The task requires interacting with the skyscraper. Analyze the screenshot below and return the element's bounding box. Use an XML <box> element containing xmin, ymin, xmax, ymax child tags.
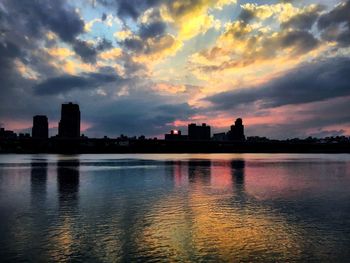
<box><xmin>58</xmin><ymin>103</ymin><xmax>80</xmax><ymax>138</ymax></box>
<box><xmin>188</xmin><ymin>123</ymin><xmax>211</xmax><ymax>140</ymax></box>
<box><xmin>228</xmin><ymin>118</ymin><xmax>245</xmax><ymax>141</ymax></box>
<box><xmin>32</xmin><ymin>115</ymin><xmax>48</xmax><ymax>139</ymax></box>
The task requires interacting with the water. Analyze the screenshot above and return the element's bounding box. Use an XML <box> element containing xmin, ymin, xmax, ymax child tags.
<box><xmin>0</xmin><ymin>154</ymin><xmax>350</xmax><ymax>262</ymax></box>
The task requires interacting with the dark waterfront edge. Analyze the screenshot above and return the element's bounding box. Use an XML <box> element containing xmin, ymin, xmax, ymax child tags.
<box><xmin>0</xmin><ymin>138</ymin><xmax>349</xmax><ymax>154</ymax></box>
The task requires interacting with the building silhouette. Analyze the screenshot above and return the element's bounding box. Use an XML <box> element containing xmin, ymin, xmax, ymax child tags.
<box><xmin>165</xmin><ymin>130</ymin><xmax>188</xmax><ymax>141</ymax></box>
<box><xmin>212</xmin><ymin>132</ymin><xmax>227</xmax><ymax>141</ymax></box>
<box><xmin>188</xmin><ymin>123</ymin><xmax>211</xmax><ymax>141</ymax></box>
<box><xmin>58</xmin><ymin>103</ymin><xmax>80</xmax><ymax>138</ymax></box>
<box><xmin>0</xmin><ymin>127</ymin><xmax>17</xmax><ymax>139</ymax></box>
<box><xmin>228</xmin><ymin>118</ymin><xmax>245</xmax><ymax>141</ymax></box>
<box><xmin>32</xmin><ymin>115</ymin><xmax>48</xmax><ymax>139</ymax></box>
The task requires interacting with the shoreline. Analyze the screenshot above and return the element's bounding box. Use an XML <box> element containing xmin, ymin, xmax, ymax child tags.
<box><xmin>1</xmin><ymin>140</ymin><xmax>349</xmax><ymax>154</ymax></box>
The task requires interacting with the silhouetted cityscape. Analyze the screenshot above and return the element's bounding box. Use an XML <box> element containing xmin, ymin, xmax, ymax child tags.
<box><xmin>58</xmin><ymin>103</ymin><xmax>81</xmax><ymax>138</ymax></box>
<box><xmin>0</xmin><ymin>102</ymin><xmax>349</xmax><ymax>153</ymax></box>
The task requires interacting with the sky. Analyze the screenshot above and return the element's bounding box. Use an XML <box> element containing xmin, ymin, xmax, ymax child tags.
<box><xmin>0</xmin><ymin>0</ymin><xmax>349</xmax><ymax>139</ymax></box>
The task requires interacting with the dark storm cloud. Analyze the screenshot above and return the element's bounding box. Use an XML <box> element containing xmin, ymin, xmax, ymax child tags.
<box><xmin>98</xmin><ymin>0</ymin><xmax>222</xmax><ymax>22</ymax></box>
<box><xmin>120</xmin><ymin>38</ymin><xmax>145</xmax><ymax>52</ymax></box>
<box><xmin>103</xmin><ymin>0</ymin><xmax>216</xmax><ymax>21</ymax></box>
<box><xmin>318</xmin><ymin>0</ymin><xmax>350</xmax><ymax>46</ymax></box>
<box><xmin>97</xmin><ymin>0</ymin><xmax>161</xmax><ymax>20</ymax></box>
<box><xmin>119</xmin><ymin>20</ymin><xmax>171</xmax><ymax>55</ymax></box>
<box><xmin>33</xmin><ymin>72</ymin><xmax>122</xmax><ymax>95</ymax></box>
<box><xmin>118</xmin><ymin>7</ymin><xmax>168</xmax><ymax>53</ymax></box>
<box><xmin>73</xmin><ymin>40</ymin><xmax>98</xmax><ymax>63</ymax></box>
<box><xmin>278</xmin><ymin>30</ymin><xmax>319</xmax><ymax>54</ymax></box>
<box><xmin>0</xmin><ymin>41</ymin><xmax>22</xmax><ymax>80</ymax></box>
<box><xmin>0</xmin><ymin>0</ymin><xmax>86</xmax><ymax>105</ymax></box>
<box><xmin>206</xmin><ymin>57</ymin><xmax>350</xmax><ymax>110</ymax></box>
<box><xmin>246</xmin><ymin>96</ymin><xmax>350</xmax><ymax>139</ymax></box>
<box><xmin>0</xmin><ymin>41</ymin><xmax>21</xmax><ymax>60</ymax></box>
<box><xmin>139</xmin><ymin>21</ymin><xmax>166</xmax><ymax>39</ymax></box>
<box><xmin>238</xmin><ymin>8</ymin><xmax>255</xmax><ymax>23</ymax></box>
<box><xmin>73</xmin><ymin>38</ymin><xmax>112</xmax><ymax>63</ymax></box>
<box><xmin>156</xmin><ymin>103</ymin><xmax>195</xmax><ymax>120</ymax></box>
<box><xmin>0</xmin><ymin>41</ymin><xmax>31</xmax><ymax>105</ymax></box>
<box><xmin>281</xmin><ymin>5</ymin><xmax>324</xmax><ymax>30</ymax></box>
<box><xmin>1</xmin><ymin>0</ymin><xmax>84</xmax><ymax>43</ymax></box>
<box><xmin>318</xmin><ymin>1</ymin><xmax>350</xmax><ymax>28</ymax></box>
<box><xmin>86</xmin><ymin>99</ymin><xmax>196</xmax><ymax>136</ymax></box>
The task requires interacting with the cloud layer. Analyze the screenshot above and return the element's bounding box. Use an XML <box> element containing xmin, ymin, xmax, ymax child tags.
<box><xmin>0</xmin><ymin>0</ymin><xmax>350</xmax><ymax>138</ymax></box>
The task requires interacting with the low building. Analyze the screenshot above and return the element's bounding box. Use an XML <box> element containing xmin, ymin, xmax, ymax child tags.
<box><xmin>213</xmin><ymin>132</ymin><xmax>227</xmax><ymax>141</ymax></box>
<box><xmin>165</xmin><ymin>130</ymin><xmax>188</xmax><ymax>141</ymax></box>
<box><xmin>0</xmin><ymin>128</ymin><xmax>17</xmax><ymax>139</ymax></box>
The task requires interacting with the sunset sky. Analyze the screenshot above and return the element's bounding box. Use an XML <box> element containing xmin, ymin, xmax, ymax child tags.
<box><xmin>0</xmin><ymin>0</ymin><xmax>349</xmax><ymax>138</ymax></box>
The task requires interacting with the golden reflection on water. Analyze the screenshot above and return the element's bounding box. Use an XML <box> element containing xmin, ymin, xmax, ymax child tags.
<box><xmin>4</xmin><ymin>155</ymin><xmax>348</xmax><ymax>261</ymax></box>
<box><xmin>138</xmin><ymin>160</ymin><xmax>303</xmax><ymax>262</ymax></box>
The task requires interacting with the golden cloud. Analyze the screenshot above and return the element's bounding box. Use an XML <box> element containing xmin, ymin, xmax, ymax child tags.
<box><xmin>132</xmin><ymin>34</ymin><xmax>183</xmax><ymax>65</ymax></box>
<box><xmin>153</xmin><ymin>83</ymin><xmax>187</xmax><ymax>94</ymax></box>
<box><xmin>47</xmin><ymin>47</ymin><xmax>75</xmax><ymax>58</ymax></box>
<box><xmin>163</xmin><ymin>0</ymin><xmax>236</xmax><ymax>41</ymax></box>
<box><xmin>98</xmin><ymin>48</ymin><xmax>122</xmax><ymax>60</ymax></box>
<box><xmin>114</xmin><ymin>30</ymin><xmax>133</xmax><ymax>41</ymax></box>
<box><xmin>14</xmin><ymin>59</ymin><xmax>40</xmax><ymax>80</ymax></box>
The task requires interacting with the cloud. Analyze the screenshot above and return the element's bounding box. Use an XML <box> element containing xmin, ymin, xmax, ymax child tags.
<box><xmin>86</xmin><ymin>99</ymin><xmax>196</xmax><ymax>136</ymax></box>
<box><xmin>206</xmin><ymin>56</ymin><xmax>350</xmax><ymax>110</ymax></box>
<box><xmin>281</xmin><ymin>4</ymin><xmax>325</xmax><ymax>30</ymax></box>
<box><xmin>119</xmin><ymin>32</ymin><xmax>182</xmax><ymax>64</ymax></box>
<box><xmin>190</xmin><ymin>22</ymin><xmax>319</xmax><ymax>74</ymax></box>
<box><xmin>318</xmin><ymin>0</ymin><xmax>350</xmax><ymax>47</ymax></box>
<box><xmin>278</xmin><ymin>30</ymin><xmax>319</xmax><ymax>54</ymax></box>
<box><xmin>73</xmin><ymin>38</ymin><xmax>113</xmax><ymax>63</ymax></box>
<box><xmin>139</xmin><ymin>21</ymin><xmax>167</xmax><ymax>39</ymax></box>
<box><xmin>0</xmin><ymin>0</ymin><xmax>87</xmax><ymax>112</ymax></box>
<box><xmin>117</xmin><ymin>9</ymin><xmax>179</xmax><ymax>61</ymax></box>
<box><xmin>238</xmin><ymin>3</ymin><xmax>299</xmax><ymax>23</ymax></box>
<box><xmin>1</xmin><ymin>0</ymin><xmax>350</xmax><ymax>139</ymax></box>
<box><xmin>244</xmin><ymin>96</ymin><xmax>350</xmax><ymax>139</ymax></box>
<box><xmin>1</xmin><ymin>0</ymin><xmax>84</xmax><ymax>44</ymax></box>
<box><xmin>33</xmin><ymin>71</ymin><xmax>123</xmax><ymax>95</ymax></box>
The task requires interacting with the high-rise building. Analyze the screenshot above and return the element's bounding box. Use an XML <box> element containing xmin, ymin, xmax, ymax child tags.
<box><xmin>188</xmin><ymin>123</ymin><xmax>211</xmax><ymax>140</ymax></box>
<box><xmin>58</xmin><ymin>102</ymin><xmax>80</xmax><ymax>138</ymax></box>
<box><xmin>228</xmin><ymin>118</ymin><xmax>245</xmax><ymax>141</ymax></box>
<box><xmin>32</xmin><ymin>115</ymin><xmax>49</xmax><ymax>139</ymax></box>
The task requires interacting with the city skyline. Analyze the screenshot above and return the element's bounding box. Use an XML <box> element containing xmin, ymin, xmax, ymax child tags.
<box><xmin>1</xmin><ymin>0</ymin><xmax>350</xmax><ymax>139</ymax></box>
<box><xmin>3</xmin><ymin>102</ymin><xmax>247</xmax><ymax>141</ymax></box>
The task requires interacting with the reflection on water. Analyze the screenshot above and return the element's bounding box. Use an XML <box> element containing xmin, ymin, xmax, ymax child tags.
<box><xmin>0</xmin><ymin>154</ymin><xmax>350</xmax><ymax>262</ymax></box>
<box><xmin>139</xmin><ymin>160</ymin><xmax>301</xmax><ymax>262</ymax></box>
<box><xmin>57</xmin><ymin>159</ymin><xmax>80</xmax><ymax>209</ymax></box>
<box><xmin>31</xmin><ymin>160</ymin><xmax>47</xmax><ymax>206</ymax></box>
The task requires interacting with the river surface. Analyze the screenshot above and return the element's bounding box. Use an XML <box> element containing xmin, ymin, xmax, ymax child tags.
<box><xmin>0</xmin><ymin>154</ymin><xmax>350</xmax><ymax>262</ymax></box>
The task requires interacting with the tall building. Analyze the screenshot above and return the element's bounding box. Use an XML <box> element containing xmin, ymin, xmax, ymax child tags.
<box><xmin>58</xmin><ymin>102</ymin><xmax>80</xmax><ymax>138</ymax></box>
<box><xmin>228</xmin><ymin>118</ymin><xmax>245</xmax><ymax>141</ymax></box>
<box><xmin>188</xmin><ymin>123</ymin><xmax>211</xmax><ymax>140</ymax></box>
<box><xmin>32</xmin><ymin>115</ymin><xmax>48</xmax><ymax>139</ymax></box>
